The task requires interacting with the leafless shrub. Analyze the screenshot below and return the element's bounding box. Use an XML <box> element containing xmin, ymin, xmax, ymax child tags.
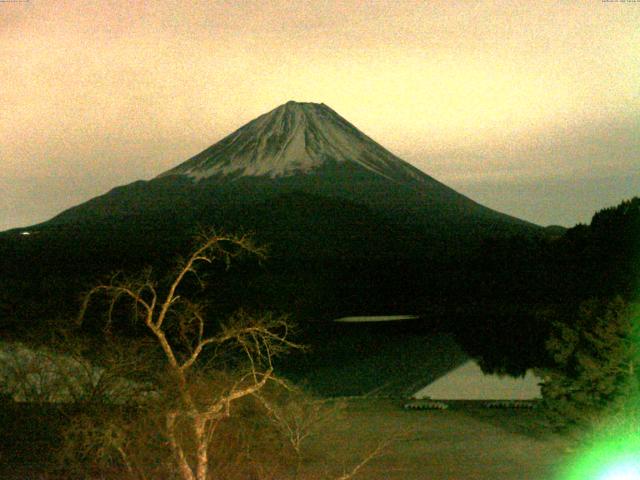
<box><xmin>51</xmin><ymin>231</ymin><xmax>392</xmax><ymax>480</ymax></box>
<box><xmin>72</xmin><ymin>232</ymin><xmax>303</xmax><ymax>480</ymax></box>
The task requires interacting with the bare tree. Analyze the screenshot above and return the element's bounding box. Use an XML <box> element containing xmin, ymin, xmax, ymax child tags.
<box><xmin>78</xmin><ymin>232</ymin><xmax>301</xmax><ymax>480</ymax></box>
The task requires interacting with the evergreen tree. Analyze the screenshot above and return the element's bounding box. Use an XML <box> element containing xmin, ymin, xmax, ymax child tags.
<box><xmin>539</xmin><ymin>297</ymin><xmax>640</xmax><ymax>429</ymax></box>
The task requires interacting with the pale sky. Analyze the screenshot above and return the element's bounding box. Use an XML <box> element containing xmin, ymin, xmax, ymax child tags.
<box><xmin>1</xmin><ymin>0</ymin><xmax>638</xmax><ymax>230</ymax></box>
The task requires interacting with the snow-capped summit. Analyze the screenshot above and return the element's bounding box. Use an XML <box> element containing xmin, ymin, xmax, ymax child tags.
<box><xmin>159</xmin><ymin>101</ymin><xmax>427</xmax><ymax>185</ymax></box>
<box><xmin>24</xmin><ymin>100</ymin><xmax>537</xmax><ymax>251</ymax></box>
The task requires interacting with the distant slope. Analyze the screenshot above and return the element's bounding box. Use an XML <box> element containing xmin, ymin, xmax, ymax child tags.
<box><xmin>39</xmin><ymin>102</ymin><xmax>536</xmax><ymax>235</ymax></box>
<box><xmin>159</xmin><ymin>101</ymin><xmax>442</xmax><ymax>185</ymax></box>
<box><xmin>0</xmin><ymin>101</ymin><xmax>544</xmax><ymax>319</ymax></box>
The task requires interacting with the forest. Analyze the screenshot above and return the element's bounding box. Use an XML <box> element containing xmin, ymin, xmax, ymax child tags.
<box><xmin>0</xmin><ymin>196</ymin><xmax>638</xmax><ymax>478</ymax></box>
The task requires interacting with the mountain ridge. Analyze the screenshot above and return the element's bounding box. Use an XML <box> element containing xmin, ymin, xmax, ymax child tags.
<box><xmin>0</xmin><ymin>100</ymin><xmax>549</xmax><ymax>321</ymax></box>
<box><xmin>4</xmin><ymin>101</ymin><xmax>540</xmax><ymax>239</ymax></box>
<box><xmin>158</xmin><ymin>101</ymin><xmax>445</xmax><ymax>188</ymax></box>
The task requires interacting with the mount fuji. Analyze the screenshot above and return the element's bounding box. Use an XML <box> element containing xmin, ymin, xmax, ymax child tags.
<box><xmin>38</xmin><ymin>101</ymin><xmax>536</xmax><ymax>235</ymax></box>
<box><xmin>2</xmin><ymin>101</ymin><xmax>542</xmax><ymax>315</ymax></box>
<box><xmin>160</xmin><ymin>101</ymin><xmax>440</xmax><ymax>184</ymax></box>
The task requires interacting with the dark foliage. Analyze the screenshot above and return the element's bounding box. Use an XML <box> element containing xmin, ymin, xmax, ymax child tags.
<box><xmin>1</xmin><ymin>196</ymin><xmax>638</xmax><ymax>379</ymax></box>
<box><xmin>538</xmin><ymin>297</ymin><xmax>640</xmax><ymax>429</ymax></box>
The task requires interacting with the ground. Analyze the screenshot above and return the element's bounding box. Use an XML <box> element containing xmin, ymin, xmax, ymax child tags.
<box><xmin>0</xmin><ymin>398</ymin><xmax>573</xmax><ymax>479</ymax></box>
<box><xmin>301</xmin><ymin>398</ymin><xmax>571</xmax><ymax>480</ymax></box>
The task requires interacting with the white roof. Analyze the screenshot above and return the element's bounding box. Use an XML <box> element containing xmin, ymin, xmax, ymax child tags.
<box><xmin>412</xmin><ymin>360</ymin><xmax>542</xmax><ymax>400</ymax></box>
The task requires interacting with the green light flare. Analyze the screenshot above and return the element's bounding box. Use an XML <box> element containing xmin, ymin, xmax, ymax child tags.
<box><xmin>597</xmin><ymin>460</ymin><xmax>640</xmax><ymax>480</ymax></box>
<box><xmin>557</xmin><ymin>409</ymin><xmax>640</xmax><ymax>480</ymax></box>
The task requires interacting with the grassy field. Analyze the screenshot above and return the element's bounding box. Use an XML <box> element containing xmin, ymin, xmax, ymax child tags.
<box><xmin>300</xmin><ymin>398</ymin><xmax>572</xmax><ymax>480</ymax></box>
<box><xmin>0</xmin><ymin>398</ymin><xmax>573</xmax><ymax>479</ymax></box>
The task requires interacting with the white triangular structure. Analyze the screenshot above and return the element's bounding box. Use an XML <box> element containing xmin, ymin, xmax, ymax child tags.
<box><xmin>412</xmin><ymin>360</ymin><xmax>542</xmax><ymax>400</ymax></box>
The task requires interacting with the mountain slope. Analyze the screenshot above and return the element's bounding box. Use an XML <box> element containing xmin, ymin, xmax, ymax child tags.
<box><xmin>0</xmin><ymin>101</ymin><xmax>544</xmax><ymax>316</ymax></box>
<box><xmin>159</xmin><ymin>101</ymin><xmax>432</xmax><ymax>184</ymax></box>
<box><xmin>42</xmin><ymin>101</ymin><xmax>535</xmax><ymax>237</ymax></box>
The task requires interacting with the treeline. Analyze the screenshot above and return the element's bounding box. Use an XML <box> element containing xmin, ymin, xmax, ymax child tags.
<box><xmin>1</xmin><ymin>196</ymin><xmax>638</xmax><ymax>373</ymax></box>
<box><xmin>455</xmin><ymin>196</ymin><xmax>640</xmax><ymax>377</ymax></box>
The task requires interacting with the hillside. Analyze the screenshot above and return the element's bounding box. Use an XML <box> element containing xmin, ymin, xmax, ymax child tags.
<box><xmin>0</xmin><ymin>101</ymin><xmax>544</xmax><ymax>321</ymax></box>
